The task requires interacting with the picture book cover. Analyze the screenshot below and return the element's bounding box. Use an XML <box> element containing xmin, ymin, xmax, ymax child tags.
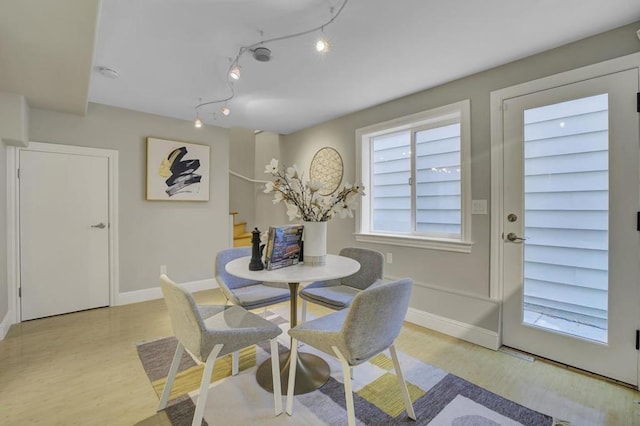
<box><xmin>264</xmin><ymin>225</ymin><xmax>304</xmax><ymax>270</ymax></box>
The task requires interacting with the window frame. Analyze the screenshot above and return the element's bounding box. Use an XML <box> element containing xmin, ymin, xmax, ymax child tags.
<box><xmin>355</xmin><ymin>99</ymin><xmax>473</xmax><ymax>253</ymax></box>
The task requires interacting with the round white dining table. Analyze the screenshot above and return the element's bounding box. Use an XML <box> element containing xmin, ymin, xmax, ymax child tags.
<box><xmin>225</xmin><ymin>254</ymin><xmax>360</xmax><ymax>394</ymax></box>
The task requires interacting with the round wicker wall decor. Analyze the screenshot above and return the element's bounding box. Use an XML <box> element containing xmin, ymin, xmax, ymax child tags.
<box><xmin>309</xmin><ymin>147</ymin><xmax>343</xmax><ymax>196</ymax></box>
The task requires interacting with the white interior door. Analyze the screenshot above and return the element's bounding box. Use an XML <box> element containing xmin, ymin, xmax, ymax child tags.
<box><xmin>502</xmin><ymin>68</ymin><xmax>640</xmax><ymax>386</ymax></box>
<box><xmin>19</xmin><ymin>147</ymin><xmax>110</xmax><ymax>320</ymax></box>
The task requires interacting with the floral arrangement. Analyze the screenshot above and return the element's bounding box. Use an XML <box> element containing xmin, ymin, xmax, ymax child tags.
<box><xmin>263</xmin><ymin>158</ymin><xmax>365</xmax><ymax>222</ymax></box>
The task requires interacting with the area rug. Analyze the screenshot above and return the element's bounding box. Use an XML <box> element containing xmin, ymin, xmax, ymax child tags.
<box><xmin>135</xmin><ymin>313</ymin><xmax>564</xmax><ymax>425</ymax></box>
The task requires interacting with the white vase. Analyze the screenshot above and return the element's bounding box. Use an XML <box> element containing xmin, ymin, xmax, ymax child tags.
<box><xmin>303</xmin><ymin>221</ymin><xmax>327</xmax><ymax>266</ymax></box>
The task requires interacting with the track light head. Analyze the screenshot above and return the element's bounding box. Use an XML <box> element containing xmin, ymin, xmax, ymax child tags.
<box><xmin>194</xmin><ymin>117</ymin><xmax>203</xmax><ymax>128</ymax></box>
<box><xmin>221</xmin><ymin>105</ymin><xmax>230</xmax><ymax>116</ymax></box>
<box><xmin>229</xmin><ymin>65</ymin><xmax>241</xmax><ymax>80</ymax></box>
<box><xmin>315</xmin><ymin>38</ymin><xmax>330</xmax><ymax>53</ymax></box>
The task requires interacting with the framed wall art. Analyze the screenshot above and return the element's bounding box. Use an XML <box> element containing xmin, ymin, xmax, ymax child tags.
<box><xmin>146</xmin><ymin>137</ymin><xmax>210</xmax><ymax>201</ymax></box>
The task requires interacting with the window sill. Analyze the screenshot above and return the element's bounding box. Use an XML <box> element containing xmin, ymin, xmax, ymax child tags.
<box><xmin>354</xmin><ymin>232</ymin><xmax>473</xmax><ymax>253</ymax></box>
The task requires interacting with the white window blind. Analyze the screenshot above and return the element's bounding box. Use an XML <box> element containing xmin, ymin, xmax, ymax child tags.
<box><xmin>357</xmin><ymin>100</ymin><xmax>471</xmax><ymax>252</ymax></box>
<box><xmin>523</xmin><ymin>93</ymin><xmax>609</xmax><ymax>336</ymax></box>
<box><xmin>415</xmin><ymin>123</ymin><xmax>461</xmax><ymax>236</ymax></box>
<box><xmin>372</xmin><ymin>130</ymin><xmax>411</xmax><ymax>233</ymax></box>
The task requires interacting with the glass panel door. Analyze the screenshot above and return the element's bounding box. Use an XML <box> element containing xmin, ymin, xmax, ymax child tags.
<box><xmin>523</xmin><ymin>94</ymin><xmax>609</xmax><ymax>343</ymax></box>
<box><xmin>502</xmin><ymin>68</ymin><xmax>640</xmax><ymax>386</ymax></box>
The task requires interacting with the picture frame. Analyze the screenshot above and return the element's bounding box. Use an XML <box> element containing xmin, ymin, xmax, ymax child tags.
<box><xmin>146</xmin><ymin>137</ymin><xmax>210</xmax><ymax>201</ymax></box>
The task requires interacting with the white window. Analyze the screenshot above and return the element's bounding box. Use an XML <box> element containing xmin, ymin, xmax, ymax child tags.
<box><xmin>356</xmin><ymin>100</ymin><xmax>472</xmax><ymax>252</ymax></box>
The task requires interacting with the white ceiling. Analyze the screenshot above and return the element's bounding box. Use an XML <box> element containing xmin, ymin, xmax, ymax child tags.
<box><xmin>0</xmin><ymin>0</ymin><xmax>100</xmax><ymax>114</ymax></box>
<box><xmin>3</xmin><ymin>1</ymin><xmax>640</xmax><ymax>135</ymax></box>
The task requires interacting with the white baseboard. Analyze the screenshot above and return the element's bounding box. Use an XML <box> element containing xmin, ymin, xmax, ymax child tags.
<box><xmin>116</xmin><ymin>278</ymin><xmax>218</xmax><ymax>306</ymax></box>
<box><xmin>405</xmin><ymin>307</ymin><xmax>499</xmax><ymax>351</ymax></box>
<box><xmin>0</xmin><ymin>310</ymin><xmax>11</xmax><ymax>340</ymax></box>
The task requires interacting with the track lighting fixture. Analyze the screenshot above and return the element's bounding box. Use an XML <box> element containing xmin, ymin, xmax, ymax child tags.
<box><xmin>193</xmin><ymin>0</ymin><xmax>350</xmax><ymax>125</ymax></box>
<box><xmin>316</xmin><ymin>37</ymin><xmax>329</xmax><ymax>53</ymax></box>
<box><xmin>252</xmin><ymin>47</ymin><xmax>272</xmax><ymax>62</ymax></box>
<box><xmin>229</xmin><ymin>65</ymin><xmax>241</xmax><ymax>80</ymax></box>
<box><xmin>316</xmin><ymin>25</ymin><xmax>330</xmax><ymax>53</ymax></box>
<box><xmin>194</xmin><ymin>117</ymin><xmax>203</xmax><ymax>128</ymax></box>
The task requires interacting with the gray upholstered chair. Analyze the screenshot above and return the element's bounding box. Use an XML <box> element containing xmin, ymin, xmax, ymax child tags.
<box><xmin>158</xmin><ymin>274</ymin><xmax>283</xmax><ymax>426</ymax></box>
<box><xmin>299</xmin><ymin>247</ymin><xmax>384</xmax><ymax>322</ymax></box>
<box><xmin>215</xmin><ymin>247</ymin><xmax>291</xmax><ymax>311</ymax></box>
<box><xmin>216</xmin><ymin>247</ymin><xmax>291</xmax><ymax>374</ymax></box>
<box><xmin>285</xmin><ymin>278</ymin><xmax>416</xmax><ymax>426</ymax></box>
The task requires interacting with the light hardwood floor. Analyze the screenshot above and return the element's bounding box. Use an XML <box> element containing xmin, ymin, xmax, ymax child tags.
<box><xmin>0</xmin><ymin>288</ymin><xmax>637</xmax><ymax>425</ymax></box>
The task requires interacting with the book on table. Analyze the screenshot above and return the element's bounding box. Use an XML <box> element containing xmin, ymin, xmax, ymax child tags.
<box><xmin>264</xmin><ymin>224</ymin><xmax>304</xmax><ymax>270</ymax></box>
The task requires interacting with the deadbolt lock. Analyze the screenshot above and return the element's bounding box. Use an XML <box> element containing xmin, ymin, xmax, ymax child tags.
<box><xmin>507</xmin><ymin>213</ymin><xmax>518</xmax><ymax>222</ymax></box>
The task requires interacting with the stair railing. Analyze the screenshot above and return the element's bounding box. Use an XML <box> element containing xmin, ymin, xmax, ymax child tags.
<box><xmin>228</xmin><ymin>170</ymin><xmax>270</xmax><ymax>246</ymax></box>
<box><xmin>229</xmin><ymin>170</ymin><xmax>270</xmax><ymax>184</ymax></box>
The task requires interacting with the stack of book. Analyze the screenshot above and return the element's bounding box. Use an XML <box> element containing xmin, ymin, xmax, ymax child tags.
<box><xmin>263</xmin><ymin>224</ymin><xmax>304</xmax><ymax>270</ymax></box>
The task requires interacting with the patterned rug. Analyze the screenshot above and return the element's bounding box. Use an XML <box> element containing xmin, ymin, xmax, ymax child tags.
<box><xmin>135</xmin><ymin>313</ymin><xmax>564</xmax><ymax>425</ymax></box>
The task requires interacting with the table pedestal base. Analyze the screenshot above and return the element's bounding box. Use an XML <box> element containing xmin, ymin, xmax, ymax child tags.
<box><xmin>256</xmin><ymin>350</ymin><xmax>330</xmax><ymax>395</ymax></box>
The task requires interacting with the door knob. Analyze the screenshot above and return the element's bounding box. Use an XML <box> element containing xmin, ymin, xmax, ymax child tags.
<box><xmin>91</xmin><ymin>222</ymin><xmax>106</xmax><ymax>229</ymax></box>
<box><xmin>506</xmin><ymin>232</ymin><xmax>526</xmax><ymax>242</ymax></box>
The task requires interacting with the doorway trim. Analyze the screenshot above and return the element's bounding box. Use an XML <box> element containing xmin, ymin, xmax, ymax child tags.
<box><xmin>6</xmin><ymin>142</ymin><xmax>119</xmax><ymax>326</ymax></box>
<box><xmin>489</xmin><ymin>51</ymin><xmax>640</xmax><ymax>347</ymax></box>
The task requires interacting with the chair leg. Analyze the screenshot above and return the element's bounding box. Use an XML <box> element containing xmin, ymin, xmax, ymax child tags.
<box><xmin>231</xmin><ymin>351</ymin><xmax>239</xmax><ymax>376</ymax></box>
<box><xmin>285</xmin><ymin>338</ymin><xmax>299</xmax><ymax>415</ymax></box>
<box><xmin>270</xmin><ymin>338</ymin><xmax>283</xmax><ymax>415</ymax></box>
<box><xmin>263</xmin><ymin>306</ymin><xmax>268</xmax><ymax>318</ymax></box>
<box><xmin>389</xmin><ymin>344</ymin><xmax>416</xmax><ymax>420</ymax></box>
<box><xmin>300</xmin><ymin>300</ymin><xmax>307</xmax><ymax>323</ymax></box>
<box><xmin>332</xmin><ymin>346</ymin><xmax>356</xmax><ymax>426</ymax></box>
<box><xmin>192</xmin><ymin>344</ymin><xmax>224</xmax><ymax>426</ymax></box>
<box><xmin>158</xmin><ymin>341</ymin><xmax>185</xmax><ymax>411</ymax></box>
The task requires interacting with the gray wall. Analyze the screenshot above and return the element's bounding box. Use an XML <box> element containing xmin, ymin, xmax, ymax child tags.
<box><xmin>254</xmin><ymin>132</ymin><xmax>287</xmax><ymax>231</ymax></box>
<box><xmin>282</xmin><ymin>22</ymin><xmax>640</xmax><ymax>333</ymax></box>
<box><xmin>0</xmin><ymin>92</ymin><xmax>29</xmax><ymax>325</ymax></box>
<box><xmin>29</xmin><ymin>103</ymin><xmax>230</xmax><ymax>293</ymax></box>
<box><xmin>0</xmin><ymin>142</ymin><xmax>7</xmax><ymax>322</ymax></box>
<box><xmin>229</xmin><ymin>127</ymin><xmax>256</xmax><ymax>227</ymax></box>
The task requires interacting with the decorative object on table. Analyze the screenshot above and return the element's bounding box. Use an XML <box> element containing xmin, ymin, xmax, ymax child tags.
<box><xmin>146</xmin><ymin>137</ymin><xmax>210</xmax><ymax>201</ymax></box>
<box><xmin>301</xmin><ymin>221</ymin><xmax>327</xmax><ymax>266</ymax></box>
<box><xmin>263</xmin><ymin>158</ymin><xmax>364</xmax><ymax>266</ymax></box>
<box><xmin>263</xmin><ymin>225</ymin><xmax>304</xmax><ymax>270</ymax></box>
<box><xmin>249</xmin><ymin>227</ymin><xmax>265</xmax><ymax>271</ymax></box>
<box><xmin>309</xmin><ymin>147</ymin><xmax>343</xmax><ymax>196</ymax></box>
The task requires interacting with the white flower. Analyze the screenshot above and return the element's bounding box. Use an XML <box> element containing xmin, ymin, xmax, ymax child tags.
<box><xmin>265</xmin><ymin>158</ymin><xmax>279</xmax><ymax>175</ymax></box>
<box><xmin>264</xmin><ymin>158</ymin><xmax>365</xmax><ymax>222</ymax></box>
<box><xmin>334</xmin><ymin>202</ymin><xmax>354</xmax><ymax>219</ymax></box>
<box><xmin>263</xmin><ymin>181</ymin><xmax>275</xmax><ymax>193</ymax></box>
<box><xmin>308</xmin><ymin>180</ymin><xmax>323</xmax><ymax>193</ymax></box>
<box><xmin>286</xmin><ymin>165</ymin><xmax>299</xmax><ymax>180</ymax></box>
<box><xmin>344</xmin><ymin>193</ymin><xmax>358</xmax><ymax>209</ymax></box>
<box><xmin>286</xmin><ymin>203</ymin><xmax>300</xmax><ymax>221</ymax></box>
<box><xmin>272</xmin><ymin>191</ymin><xmax>284</xmax><ymax>204</ymax></box>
